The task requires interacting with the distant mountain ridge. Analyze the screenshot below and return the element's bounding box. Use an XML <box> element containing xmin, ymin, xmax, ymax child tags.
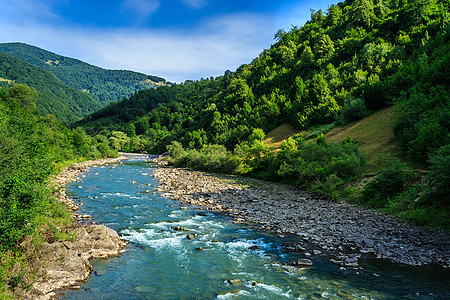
<box><xmin>0</xmin><ymin>42</ymin><xmax>169</xmax><ymax>105</ymax></box>
<box><xmin>0</xmin><ymin>51</ymin><xmax>100</xmax><ymax>123</ymax></box>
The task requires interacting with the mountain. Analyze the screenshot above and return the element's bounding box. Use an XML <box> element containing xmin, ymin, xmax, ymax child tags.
<box><xmin>0</xmin><ymin>51</ymin><xmax>101</xmax><ymax>123</ymax></box>
<box><xmin>74</xmin><ymin>0</ymin><xmax>449</xmax><ymax>230</ymax></box>
<box><xmin>76</xmin><ymin>0</ymin><xmax>449</xmax><ymax>156</ymax></box>
<box><xmin>0</xmin><ymin>42</ymin><xmax>169</xmax><ymax>105</ymax></box>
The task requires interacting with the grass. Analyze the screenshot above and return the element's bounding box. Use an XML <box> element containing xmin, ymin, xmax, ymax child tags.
<box><xmin>262</xmin><ymin>108</ymin><xmax>402</xmax><ymax>174</ymax></box>
<box><xmin>326</xmin><ymin>107</ymin><xmax>402</xmax><ymax>173</ymax></box>
<box><xmin>263</xmin><ymin>123</ymin><xmax>297</xmax><ymax>149</ymax></box>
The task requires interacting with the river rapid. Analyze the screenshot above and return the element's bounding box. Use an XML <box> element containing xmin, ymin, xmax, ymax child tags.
<box><xmin>60</xmin><ymin>156</ymin><xmax>449</xmax><ymax>299</ymax></box>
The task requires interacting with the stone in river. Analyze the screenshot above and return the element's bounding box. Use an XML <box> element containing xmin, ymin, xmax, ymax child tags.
<box><xmin>70</xmin><ymin>286</ymin><xmax>81</xmax><ymax>290</ymax></box>
<box><xmin>186</xmin><ymin>234</ymin><xmax>197</xmax><ymax>240</ymax></box>
<box><xmin>313</xmin><ymin>250</ymin><xmax>322</xmax><ymax>255</ymax></box>
<box><xmin>172</xmin><ymin>226</ymin><xmax>190</xmax><ymax>231</ymax></box>
<box><xmin>296</xmin><ymin>259</ymin><xmax>313</xmax><ymax>266</ymax></box>
<box><xmin>248</xmin><ymin>245</ymin><xmax>260</xmax><ymax>250</ymax></box>
<box><xmin>227</xmin><ymin>279</ymin><xmax>243</xmax><ymax>286</ymax></box>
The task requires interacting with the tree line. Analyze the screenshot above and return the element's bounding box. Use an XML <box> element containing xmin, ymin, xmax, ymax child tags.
<box><xmin>76</xmin><ymin>0</ymin><xmax>449</xmax><ymax>228</ymax></box>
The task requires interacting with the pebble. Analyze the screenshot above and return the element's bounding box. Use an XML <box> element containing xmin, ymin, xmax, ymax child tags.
<box><xmin>150</xmin><ymin>160</ymin><xmax>450</xmax><ymax>268</ymax></box>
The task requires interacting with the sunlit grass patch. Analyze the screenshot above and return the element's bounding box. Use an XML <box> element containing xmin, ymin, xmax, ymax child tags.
<box><xmin>326</xmin><ymin>107</ymin><xmax>402</xmax><ymax>173</ymax></box>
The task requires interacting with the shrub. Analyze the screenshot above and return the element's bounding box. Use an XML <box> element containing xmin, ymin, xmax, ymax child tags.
<box><xmin>166</xmin><ymin>141</ymin><xmax>188</xmax><ymax>166</ymax></box>
<box><xmin>167</xmin><ymin>142</ymin><xmax>241</xmax><ymax>174</ymax></box>
<box><xmin>336</xmin><ymin>97</ymin><xmax>368</xmax><ymax>124</ymax></box>
<box><xmin>361</xmin><ymin>157</ymin><xmax>413</xmax><ymax>208</ymax></box>
<box><xmin>394</xmin><ymin>87</ymin><xmax>450</xmax><ymax>163</ymax></box>
<box><xmin>422</xmin><ymin>145</ymin><xmax>450</xmax><ymax>207</ymax></box>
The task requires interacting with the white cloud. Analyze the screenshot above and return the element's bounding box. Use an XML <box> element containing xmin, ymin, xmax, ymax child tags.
<box><xmin>180</xmin><ymin>0</ymin><xmax>207</xmax><ymax>9</ymax></box>
<box><xmin>121</xmin><ymin>0</ymin><xmax>161</xmax><ymax>24</ymax></box>
<box><xmin>0</xmin><ymin>0</ymin><xmax>61</xmax><ymax>24</ymax></box>
<box><xmin>0</xmin><ymin>12</ymin><xmax>276</xmax><ymax>83</ymax></box>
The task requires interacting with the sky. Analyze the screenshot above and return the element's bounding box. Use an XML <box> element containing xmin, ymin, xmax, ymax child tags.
<box><xmin>0</xmin><ymin>0</ymin><xmax>338</xmax><ymax>83</ymax></box>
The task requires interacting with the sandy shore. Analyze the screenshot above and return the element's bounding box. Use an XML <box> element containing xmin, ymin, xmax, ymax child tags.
<box><xmin>152</xmin><ymin>162</ymin><xmax>450</xmax><ymax>268</ymax></box>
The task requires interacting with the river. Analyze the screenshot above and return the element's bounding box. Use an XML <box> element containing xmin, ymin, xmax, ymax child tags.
<box><xmin>61</xmin><ymin>156</ymin><xmax>449</xmax><ymax>299</ymax></box>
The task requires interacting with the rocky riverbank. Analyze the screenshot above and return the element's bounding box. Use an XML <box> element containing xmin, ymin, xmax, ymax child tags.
<box><xmin>21</xmin><ymin>156</ymin><xmax>129</xmax><ymax>299</ymax></box>
<box><xmin>152</xmin><ymin>162</ymin><xmax>450</xmax><ymax>268</ymax></box>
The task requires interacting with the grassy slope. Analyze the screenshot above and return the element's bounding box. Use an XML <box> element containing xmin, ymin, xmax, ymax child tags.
<box><xmin>263</xmin><ymin>123</ymin><xmax>297</xmax><ymax>149</ymax></box>
<box><xmin>263</xmin><ymin>107</ymin><xmax>402</xmax><ymax>173</ymax></box>
<box><xmin>326</xmin><ymin>107</ymin><xmax>402</xmax><ymax>173</ymax></box>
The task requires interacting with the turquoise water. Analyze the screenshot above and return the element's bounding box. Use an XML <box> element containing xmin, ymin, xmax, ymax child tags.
<box><xmin>61</xmin><ymin>157</ymin><xmax>449</xmax><ymax>299</ymax></box>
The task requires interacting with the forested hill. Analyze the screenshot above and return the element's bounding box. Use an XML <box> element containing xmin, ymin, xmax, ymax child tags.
<box><xmin>74</xmin><ymin>0</ymin><xmax>449</xmax><ymax>230</ymax></box>
<box><xmin>0</xmin><ymin>51</ymin><xmax>100</xmax><ymax>123</ymax></box>
<box><xmin>0</xmin><ymin>42</ymin><xmax>170</xmax><ymax>105</ymax></box>
<box><xmin>77</xmin><ymin>0</ymin><xmax>449</xmax><ymax>157</ymax></box>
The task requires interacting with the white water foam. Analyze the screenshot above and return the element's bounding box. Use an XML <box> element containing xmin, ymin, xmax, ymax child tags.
<box><xmin>216</xmin><ymin>290</ymin><xmax>252</xmax><ymax>299</ymax></box>
<box><xmin>245</xmin><ymin>282</ymin><xmax>292</xmax><ymax>298</ymax></box>
<box><xmin>121</xmin><ymin>228</ymin><xmax>185</xmax><ymax>250</ymax></box>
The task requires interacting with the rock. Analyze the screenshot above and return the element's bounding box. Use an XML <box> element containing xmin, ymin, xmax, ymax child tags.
<box><xmin>345</xmin><ymin>262</ymin><xmax>359</xmax><ymax>267</ymax></box>
<box><xmin>296</xmin><ymin>259</ymin><xmax>313</xmax><ymax>266</ymax></box>
<box><xmin>172</xmin><ymin>226</ymin><xmax>190</xmax><ymax>231</ymax></box>
<box><xmin>363</xmin><ymin>238</ymin><xmax>375</xmax><ymax>247</ymax></box>
<box><xmin>313</xmin><ymin>250</ymin><xmax>322</xmax><ymax>255</ymax></box>
<box><xmin>151</xmin><ymin>162</ymin><xmax>450</xmax><ymax>268</ymax></box>
<box><xmin>186</xmin><ymin>234</ymin><xmax>197</xmax><ymax>240</ymax></box>
<box><xmin>227</xmin><ymin>279</ymin><xmax>243</xmax><ymax>286</ymax></box>
<box><xmin>248</xmin><ymin>245</ymin><xmax>260</xmax><ymax>250</ymax></box>
<box><xmin>285</xmin><ymin>244</ymin><xmax>306</xmax><ymax>252</ymax></box>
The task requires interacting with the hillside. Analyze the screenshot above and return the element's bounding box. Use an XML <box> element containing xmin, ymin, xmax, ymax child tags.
<box><xmin>74</xmin><ymin>0</ymin><xmax>449</xmax><ymax>229</ymax></box>
<box><xmin>76</xmin><ymin>0</ymin><xmax>449</xmax><ymax>156</ymax></box>
<box><xmin>326</xmin><ymin>107</ymin><xmax>402</xmax><ymax>172</ymax></box>
<box><xmin>0</xmin><ymin>51</ymin><xmax>100</xmax><ymax>123</ymax></box>
<box><xmin>0</xmin><ymin>42</ymin><xmax>169</xmax><ymax>105</ymax></box>
<box><xmin>262</xmin><ymin>107</ymin><xmax>402</xmax><ymax>172</ymax></box>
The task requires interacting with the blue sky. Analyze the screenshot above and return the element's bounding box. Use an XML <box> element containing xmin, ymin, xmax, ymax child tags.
<box><xmin>0</xmin><ymin>0</ymin><xmax>338</xmax><ymax>82</ymax></box>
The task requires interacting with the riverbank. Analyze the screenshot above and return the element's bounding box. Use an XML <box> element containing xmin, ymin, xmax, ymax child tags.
<box><xmin>152</xmin><ymin>161</ymin><xmax>450</xmax><ymax>268</ymax></box>
<box><xmin>21</xmin><ymin>156</ymin><xmax>130</xmax><ymax>299</ymax></box>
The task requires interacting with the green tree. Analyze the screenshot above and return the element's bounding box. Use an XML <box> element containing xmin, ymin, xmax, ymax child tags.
<box><xmin>352</xmin><ymin>0</ymin><xmax>374</xmax><ymax>28</ymax></box>
<box><xmin>126</xmin><ymin>122</ymin><xmax>136</xmax><ymax>137</ymax></box>
<box><xmin>4</xmin><ymin>84</ymin><xmax>38</xmax><ymax>112</ymax></box>
<box><xmin>328</xmin><ymin>4</ymin><xmax>343</xmax><ymax>26</ymax></box>
<box><xmin>109</xmin><ymin>131</ymin><xmax>129</xmax><ymax>151</ymax></box>
<box><xmin>299</xmin><ymin>46</ymin><xmax>315</xmax><ymax>68</ymax></box>
<box><xmin>316</xmin><ymin>35</ymin><xmax>335</xmax><ymax>62</ymax></box>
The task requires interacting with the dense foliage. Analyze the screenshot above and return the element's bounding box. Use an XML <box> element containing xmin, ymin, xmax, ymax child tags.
<box><xmin>76</xmin><ymin>0</ymin><xmax>449</xmax><ymax>228</ymax></box>
<box><xmin>1</xmin><ymin>0</ymin><xmax>448</xmax><ymax>295</ymax></box>
<box><xmin>78</xmin><ymin>0</ymin><xmax>449</xmax><ymax>158</ymax></box>
<box><xmin>0</xmin><ymin>43</ymin><xmax>169</xmax><ymax>105</ymax></box>
<box><xmin>0</xmin><ymin>51</ymin><xmax>100</xmax><ymax>123</ymax></box>
<box><xmin>168</xmin><ymin>134</ymin><xmax>366</xmax><ymax>197</ymax></box>
<box><xmin>0</xmin><ymin>84</ymin><xmax>122</xmax><ymax>293</ymax></box>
